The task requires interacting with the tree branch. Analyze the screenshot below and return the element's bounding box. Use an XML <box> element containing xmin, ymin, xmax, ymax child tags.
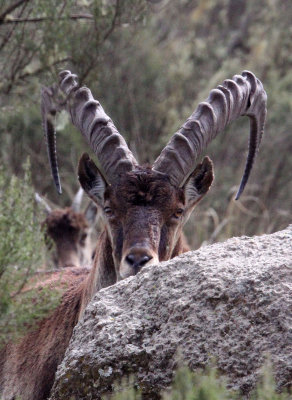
<box><xmin>0</xmin><ymin>0</ymin><xmax>29</xmax><ymax>23</ymax></box>
<box><xmin>0</xmin><ymin>0</ymin><xmax>29</xmax><ymax>50</ymax></box>
<box><xmin>103</xmin><ymin>0</ymin><xmax>120</xmax><ymax>42</ymax></box>
<box><xmin>18</xmin><ymin>57</ymin><xmax>71</xmax><ymax>80</ymax></box>
<box><xmin>2</xmin><ymin>57</ymin><xmax>71</xmax><ymax>94</ymax></box>
<box><xmin>0</xmin><ymin>13</ymin><xmax>94</xmax><ymax>25</ymax></box>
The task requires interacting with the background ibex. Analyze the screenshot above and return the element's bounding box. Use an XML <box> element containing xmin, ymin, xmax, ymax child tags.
<box><xmin>35</xmin><ymin>189</ymin><xmax>98</xmax><ymax>269</ymax></box>
<box><xmin>0</xmin><ymin>70</ymin><xmax>266</xmax><ymax>400</ymax></box>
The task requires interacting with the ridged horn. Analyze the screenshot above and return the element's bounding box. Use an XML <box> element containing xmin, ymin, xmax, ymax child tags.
<box><xmin>58</xmin><ymin>70</ymin><xmax>138</xmax><ymax>184</ymax></box>
<box><xmin>41</xmin><ymin>85</ymin><xmax>62</xmax><ymax>194</ymax></box>
<box><xmin>152</xmin><ymin>70</ymin><xmax>267</xmax><ymax>199</ymax></box>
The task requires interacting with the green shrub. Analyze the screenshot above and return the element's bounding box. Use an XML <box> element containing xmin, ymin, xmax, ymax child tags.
<box><xmin>162</xmin><ymin>366</ymin><xmax>234</xmax><ymax>400</ymax></box>
<box><xmin>0</xmin><ymin>160</ymin><xmax>60</xmax><ymax>347</ymax></box>
<box><xmin>105</xmin><ymin>363</ymin><xmax>289</xmax><ymax>400</ymax></box>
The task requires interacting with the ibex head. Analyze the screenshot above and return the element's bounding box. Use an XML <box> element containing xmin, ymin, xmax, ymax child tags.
<box><xmin>41</xmin><ymin>70</ymin><xmax>266</xmax><ymax>279</ymax></box>
<box><xmin>36</xmin><ymin>189</ymin><xmax>97</xmax><ymax>268</ymax></box>
<box><xmin>77</xmin><ymin>153</ymin><xmax>213</xmax><ymax>278</ymax></box>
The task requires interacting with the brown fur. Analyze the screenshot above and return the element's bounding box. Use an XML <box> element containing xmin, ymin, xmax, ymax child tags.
<box><xmin>43</xmin><ymin>207</ymin><xmax>92</xmax><ymax>268</ymax></box>
<box><xmin>0</xmin><ymin>161</ymin><xmax>213</xmax><ymax>400</ymax></box>
<box><xmin>44</xmin><ymin>208</ymin><xmax>88</xmax><ymax>237</ymax></box>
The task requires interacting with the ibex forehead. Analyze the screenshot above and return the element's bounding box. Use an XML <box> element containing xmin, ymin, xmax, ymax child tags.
<box><xmin>106</xmin><ymin>167</ymin><xmax>183</xmax><ymax>208</ymax></box>
<box><xmin>45</xmin><ymin>207</ymin><xmax>89</xmax><ymax>232</ymax></box>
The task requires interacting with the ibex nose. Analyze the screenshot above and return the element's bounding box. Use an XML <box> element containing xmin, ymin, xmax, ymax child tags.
<box><xmin>125</xmin><ymin>250</ymin><xmax>153</xmax><ymax>273</ymax></box>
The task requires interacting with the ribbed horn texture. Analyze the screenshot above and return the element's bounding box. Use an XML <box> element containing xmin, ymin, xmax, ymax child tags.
<box><xmin>41</xmin><ymin>86</ymin><xmax>62</xmax><ymax>194</ymax></box>
<box><xmin>58</xmin><ymin>70</ymin><xmax>138</xmax><ymax>184</ymax></box>
<box><xmin>152</xmin><ymin>71</ymin><xmax>267</xmax><ymax>199</ymax></box>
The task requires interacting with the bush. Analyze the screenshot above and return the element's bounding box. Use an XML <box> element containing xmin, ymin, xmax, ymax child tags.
<box><xmin>105</xmin><ymin>363</ymin><xmax>289</xmax><ymax>400</ymax></box>
<box><xmin>0</xmin><ymin>160</ymin><xmax>60</xmax><ymax>347</ymax></box>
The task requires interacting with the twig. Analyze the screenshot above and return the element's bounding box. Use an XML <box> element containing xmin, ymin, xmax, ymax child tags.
<box><xmin>1</xmin><ymin>13</ymin><xmax>94</xmax><ymax>25</ymax></box>
<box><xmin>103</xmin><ymin>0</ymin><xmax>120</xmax><ymax>42</ymax></box>
<box><xmin>0</xmin><ymin>0</ymin><xmax>28</xmax><ymax>51</ymax></box>
<box><xmin>3</xmin><ymin>57</ymin><xmax>71</xmax><ymax>94</ymax></box>
<box><xmin>0</xmin><ymin>0</ymin><xmax>29</xmax><ymax>23</ymax></box>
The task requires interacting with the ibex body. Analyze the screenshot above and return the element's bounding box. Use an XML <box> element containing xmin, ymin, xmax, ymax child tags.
<box><xmin>0</xmin><ymin>70</ymin><xmax>266</xmax><ymax>400</ymax></box>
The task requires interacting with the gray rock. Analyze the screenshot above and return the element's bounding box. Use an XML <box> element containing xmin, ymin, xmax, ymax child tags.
<box><xmin>50</xmin><ymin>226</ymin><xmax>292</xmax><ymax>399</ymax></box>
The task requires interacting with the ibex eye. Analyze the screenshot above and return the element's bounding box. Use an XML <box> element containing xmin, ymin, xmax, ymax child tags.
<box><xmin>104</xmin><ymin>207</ymin><xmax>112</xmax><ymax>216</ymax></box>
<box><xmin>80</xmin><ymin>233</ymin><xmax>87</xmax><ymax>244</ymax></box>
<box><xmin>173</xmin><ymin>208</ymin><xmax>184</xmax><ymax>219</ymax></box>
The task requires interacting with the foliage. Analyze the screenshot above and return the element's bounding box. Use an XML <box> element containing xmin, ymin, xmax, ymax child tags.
<box><xmin>0</xmin><ymin>0</ymin><xmax>150</xmax><ymax>94</ymax></box>
<box><xmin>252</xmin><ymin>360</ymin><xmax>290</xmax><ymax>400</ymax></box>
<box><xmin>104</xmin><ymin>363</ymin><xmax>290</xmax><ymax>400</ymax></box>
<box><xmin>162</xmin><ymin>366</ymin><xmax>235</xmax><ymax>400</ymax></box>
<box><xmin>0</xmin><ymin>160</ymin><xmax>60</xmax><ymax>347</ymax></box>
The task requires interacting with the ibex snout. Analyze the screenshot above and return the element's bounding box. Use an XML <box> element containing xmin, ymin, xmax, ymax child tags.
<box><xmin>120</xmin><ymin>247</ymin><xmax>158</xmax><ymax>278</ymax></box>
<box><xmin>125</xmin><ymin>248</ymin><xmax>153</xmax><ymax>274</ymax></box>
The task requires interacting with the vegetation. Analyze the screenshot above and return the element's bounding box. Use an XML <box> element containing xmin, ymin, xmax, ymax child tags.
<box><xmin>105</xmin><ymin>363</ymin><xmax>290</xmax><ymax>399</ymax></box>
<box><xmin>0</xmin><ymin>160</ymin><xmax>59</xmax><ymax>347</ymax></box>
<box><xmin>0</xmin><ymin>0</ymin><xmax>149</xmax><ymax>93</ymax></box>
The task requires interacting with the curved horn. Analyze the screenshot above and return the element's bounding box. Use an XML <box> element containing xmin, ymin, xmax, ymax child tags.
<box><xmin>71</xmin><ymin>187</ymin><xmax>84</xmax><ymax>212</ymax></box>
<box><xmin>153</xmin><ymin>70</ymin><xmax>267</xmax><ymax>199</ymax></box>
<box><xmin>41</xmin><ymin>86</ymin><xmax>62</xmax><ymax>194</ymax></box>
<box><xmin>58</xmin><ymin>70</ymin><xmax>138</xmax><ymax>184</ymax></box>
<box><xmin>35</xmin><ymin>192</ymin><xmax>52</xmax><ymax>215</ymax></box>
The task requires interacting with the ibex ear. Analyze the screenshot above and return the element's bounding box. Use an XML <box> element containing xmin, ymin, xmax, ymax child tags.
<box><xmin>78</xmin><ymin>153</ymin><xmax>108</xmax><ymax>206</ymax></box>
<box><xmin>84</xmin><ymin>202</ymin><xmax>98</xmax><ymax>225</ymax></box>
<box><xmin>183</xmin><ymin>156</ymin><xmax>214</xmax><ymax>210</ymax></box>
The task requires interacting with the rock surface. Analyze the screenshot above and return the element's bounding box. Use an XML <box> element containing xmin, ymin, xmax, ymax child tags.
<box><xmin>50</xmin><ymin>226</ymin><xmax>292</xmax><ymax>399</ymax></box>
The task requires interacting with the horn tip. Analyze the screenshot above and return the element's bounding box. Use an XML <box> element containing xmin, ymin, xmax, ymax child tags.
<box><xmin>234</xmin><ymin>186</ymin><xmax>243</xmax><ymax>201</ymax></box>
<box><xmin>55</xmin><ymin>182</ymin><xmax>62</xmax><ymax>195</ymax></box>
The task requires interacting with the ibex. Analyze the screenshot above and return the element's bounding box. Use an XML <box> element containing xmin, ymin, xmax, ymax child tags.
<box><xmin>35</xmin><ymin>189</ymin><xmax>98</xmax><ymax>269</ymax></box>
<box><xmin>0</xmin><ymin>70</ymin><xmax>266</xmax><ymax>400</ymax></box>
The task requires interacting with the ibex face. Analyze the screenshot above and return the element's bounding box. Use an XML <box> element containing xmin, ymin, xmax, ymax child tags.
<box><xmin>36</xmin><ymin>189</ymin><xmax>97</xmax><ymax>269</ymax></box>
<box><xmin>78</xmin><ymin>155</ymin><xmax>213</xmax><ymax>278</ymax></box>
<box><xmin>44</xmin><ymin>207</ymin><xmax>91</xmax><ymax>268</ymax></box>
